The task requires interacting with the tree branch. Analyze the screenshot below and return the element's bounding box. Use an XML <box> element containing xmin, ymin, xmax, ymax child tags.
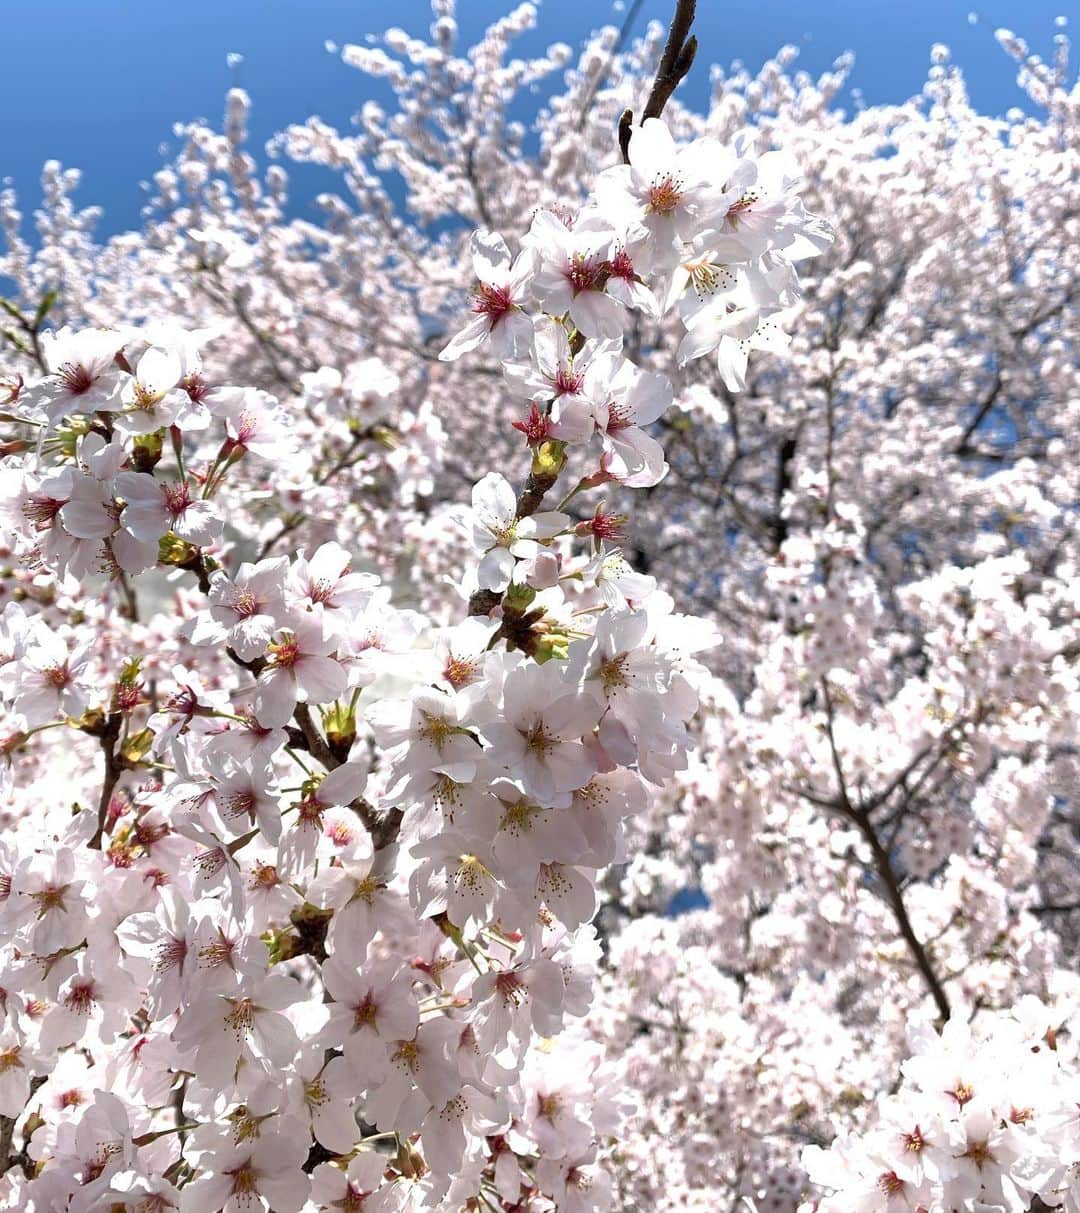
<box><xmin>88</xmin><ymin>712</ymin><xmax>123</xmax><ymax>850</ymax></box>
<box><xmin>821</xmin><ymin>680</ymin><xmax>952</xmax><ymax>1021</ymax></box>
<box><xmin>617</xmin><ymin>0</ymin><xmax>697</xmax><ymax>161</ymax></box>
<box><xmin>642</xmin><ymin>0</ymin><xmax>697</xmax><ymax>124</ymax></box>
<box><xmin>954</xmin><ymin>366</ymin><xmax>1004</xmax><ymax>455</ymax></box>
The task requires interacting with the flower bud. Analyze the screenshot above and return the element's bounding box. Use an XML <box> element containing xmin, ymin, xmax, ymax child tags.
<box><xmin>131</xmin><ymin>430</ymin><xmax>165</xmax><ymax>472</ymax></box>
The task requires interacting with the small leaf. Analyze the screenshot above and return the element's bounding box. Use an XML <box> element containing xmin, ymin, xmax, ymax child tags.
<box><xmin>33</xmin><ymin>288</ymin><xmax>59</xmax><ymax>328</ymax></box>
<box><xmin>0</xmin><ymin>328</ymin><xmax>30</xmax><ymax>355</ymax></box>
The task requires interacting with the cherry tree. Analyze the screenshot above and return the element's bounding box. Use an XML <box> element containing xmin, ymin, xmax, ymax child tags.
<box><xmin>0</xmin><ymin>2</ymin><xmax>1078</xmax><ymax>1211</ymax></box>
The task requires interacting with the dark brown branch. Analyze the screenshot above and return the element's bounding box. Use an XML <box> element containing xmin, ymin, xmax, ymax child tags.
<box><xmin>0</xmin><ymin>1116</ymin><xmax>15</xmax><ymax>1178</ymax></box>
<box><xmin>855</xmin><ymin>811</ymin><xmax>952</xmax><ymax>1021</ymax></box>
<box><xmin>464</xmin><ymin>140</ymin><xmax>494</xmax><ymax>229</ymax></box>
<box><xmin>770</xmin><ymin>435</ymin><xmax>798</xmax><ymax>553</ymax></box>
<box><xmin>618</xmin><ymin>109</ymin><xmax>634</xmax><ymax>164</ymax></box>
<box><xmin>292</xmin><ymin>702</ymin><xmax>338</xmax><ymax>771</ymax></box>
<box><xmin>820</xmin><ymin>680</ymin><xmax>952</xmax><ymax>1021</ymax></box>
<box><xmin>88</xmin><ymin>712</ymin><xmax>124</xmax><ymax>850</ymax></box>
<box><xmin>514</xmin><ymin>464</ymin><xmax>562</xmax><ymax>521</ymax></box>
<box><xmin>954</xmin><ymin>368</ymin><xmax>1004</xmax><ymax>455</ymax></box>
<box><xmin>616</xmin><ymin>0</ymin><xmax>697</xmax><ymax>158</ymax></box>
<box><xmin>641</xmin><ymin>0</ymin><xmax>697</xmax><ymax>123</ymax></box>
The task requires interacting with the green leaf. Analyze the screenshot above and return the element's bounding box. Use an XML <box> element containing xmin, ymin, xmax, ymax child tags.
<box><xmin>33</xmin><ymin>289</ymin><xmax>58</xmax><ymax>329</ymax></box>
<box><xmin>0</xmin><ymin>328</ymin><xmax>30</xmax><ymax>355</ymax></box>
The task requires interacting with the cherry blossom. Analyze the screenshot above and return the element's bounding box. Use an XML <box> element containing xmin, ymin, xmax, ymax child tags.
<box><xmin>0</xmin><ymin>5</ymin><xmax>1072</xmax><ymax>1212</ymax></box>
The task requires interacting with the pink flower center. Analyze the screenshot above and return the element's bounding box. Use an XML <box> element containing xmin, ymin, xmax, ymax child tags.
<box><xmin>232</xmin><ymin>411</ymin><xmax>257</xmax><ymax>445</ymax></box>
<box><xmin>33</xmin><ymin>885</ymin><xmax>73</xmax><ymax>918</ymax></box>
<box><xmin>308</xmin><ymin>578</ymin><xmax>337</xmax><ymax>606</ymax></box>
<box><xmin>155</xmin><ymin>937</ymin><xmax>188</xmax><ymax>973</ymax></box>
<box><xmin>132</xmin><ymin>382</ymin><xmax>164</xmax><ymax>411</ymax></box>
<box><xmin>444</xmin><ymin>655</ymin><xmax>479</xmax><ymax>688</ymax></box>
<box><xmin>327</xmin><ymin>821</ymin><xmax>356</xmax><ymax>846</ymax></box>
<box><xmin>609</xmin><ymin>248</ymin><xmax>636</xmax><ymax>281</ymax></box>
<box><xmin>903</xmin><ymin>1125</ymin><xmax>926</xmax><ymax>1152</ymax></box>
<box><xmin>353</xmin><ymin>993</ymin><xmax>378</xmax><ymax>1029</ymax></box>
<box><xmin>166</xmin><ymin>686</ymin><xmax>198</xmax><ymax>719</ymax></box>
<box><xmin>471</xmin><ymin>281</ymin><xmax>515</xmax><ymax>327</ymax></box>
<box><xmin>193</xmin><ymin>846</ymin><xmax>226</xmax><ymax>877</ymax></box>
<box><xmin>160</xmin><ymin>481</ymin><xmax>193</xmax><ymax>518</ymax></box>
<box><xmin>566</xmin><ymin>253</ymin><xmax>604</xmax><ymax>295</ymax></box>
<box><xmin>64</xmin><ymin>980</ymin><xmax>96</xmax><ymax>1015</ymax></box>
<box><xmin>198</xmin><ymin>936</ymin><xmax>237</xmax><ymax>968</ymax></box>
<box><xmin>946</xmin><ymin>1080</ymin><xmax>974</xmax><ymax>1106</ymax></box>
<box><xmin>297</xmin><ymin>794</ymin><xmax>324</xmax><ymax>828</ymax></box>
<box><xmin>963</xmin><ymin>1139</ymin><xmax>994</xmax><ymax>1167</ymax></box>
<box><xmin>82</xmin><ymin>1142</ymin><xmax>122</xmax><ymax>1183</ymax></box>
<box><xmin>56</xmin><ymin>361</ymin><xmax>96</xmax><ymax>396</ymax></box>
<box><xmin>22</xmin><ymin>494</ymin><xmax>65</xmax><ymax>531</ymax></box>
<box><xmin>225</xmin><ymin>997</ymin><xmax>255</xmax><ymax>1035</ymax></box>
<box><xmin>877</xmin><ymin>1171</ymin><xmax>904</xmax><ymax>1196</ymax></box>
<box><xmin>182</xmin><ymin>372</ymin><xmax>208</xmax><ymax>403</ymax></box>
<box><xmin>225</xmin><ymin>1159</ymin><xmax>259</xmax><ymax>1196</ymax></box>
<box><xmin>495</xmin><ymin>971</ymin><xmax>525</xmax><ymax>1005</ymax></box>
<box><xmin>606</xmin><ymin>400</ymin><xmax>633</xmax><ymax>431</ymax></box>
<box><xmin>554</xmin><ymin>366</ymin><xmax>584</xmax><ymax>396</ymax></box>
<box><xmin>726</xmin><ymin>191</ymin><xmax>759</xmax><ymax>223</ymax></box>
<box><xmin>582</xmin><ymin>510</ymin><xmax>626</xmax><ymax>542</ymax></box>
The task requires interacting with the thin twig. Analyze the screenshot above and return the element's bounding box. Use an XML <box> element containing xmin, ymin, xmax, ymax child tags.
<box><xmin>820</xmin><ymin>679</ymin><xmax>952</xmax><ymax>1021</ymax></box>
<box><xmin>576</xmin><ymin>0</ymin><xmax>647</xmax><ymax>131</ymax></box>
<box><xmin>89</xmin><ymin>713</ymin><xmax>123</xmax><ymax>850</ymax></box>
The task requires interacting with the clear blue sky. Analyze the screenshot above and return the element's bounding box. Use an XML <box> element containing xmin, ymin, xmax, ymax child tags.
<box><xmin>0</xmin><ymin>0</ymin><xmax>1069</xmax><ymax>240</ymax></box>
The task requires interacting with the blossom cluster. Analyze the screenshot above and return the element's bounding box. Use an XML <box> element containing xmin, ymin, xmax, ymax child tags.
<box><xmin>1</xmin><ymin>3</ymin><xmax>1076</xmax><ymax>1210</ymax></box>
<box><xmin>802</xmin><ymin>999</ymin><xmax>1080</xmax><ymax>1212</ymax></box>
<box><xmin>0</xmin><ymin>106</ymin><xmax>829</xmax><ymax>1211</ymax></box>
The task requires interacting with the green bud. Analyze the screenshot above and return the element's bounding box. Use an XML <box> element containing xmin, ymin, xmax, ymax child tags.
<box><xmin>131</xmin><ymin>430</ymin><xmax>165</xmax><ymax>472</ymax></box>
<box><xmin>531</xmin><ymin>439</ymin><xmax>567</xmax><ymax>480</ymax></box>
<box><xmin>324</xmin><ymin>701</ymin><xmax>357</xmax><ymax>753</ymax></box>
<box><xmin>533</xmin><ymin>629</ymin><xmax>571</xmax><ymax>664</ymax></box>
<box><xmin>262</xmin><ymin>928</ymin><xmax>298</xmax><ymax>966</ymax></box>
<box><xmin>118</xmin><ymin>656</ymin><xmax>143</xmax><ymax>686</ymax></box>
<box><xmin>121</xmin><ymin>728</ymin><xmax>155</xmax><ymax>765</ymax></box>
<box><xmin>158</xmin><ymin>533</ymin><xmax>198</xmax><ymax>566</ymax></box>
<box><xmin>504</xmin><ymin>581</ymin><xmax>537</xmax><ymax>612</ymax></box>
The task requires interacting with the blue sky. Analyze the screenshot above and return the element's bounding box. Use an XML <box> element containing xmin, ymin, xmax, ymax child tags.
<box><xmin>0</xmin><ymin>0</ymin><xmax>1069</xmax><ymax>239</ymax></box>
